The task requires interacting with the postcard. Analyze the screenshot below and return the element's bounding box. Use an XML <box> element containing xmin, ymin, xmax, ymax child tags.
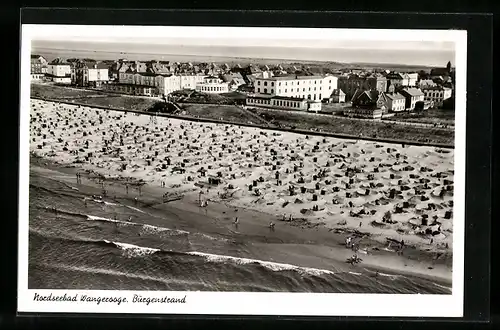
<box><xmin>19</xmin><ymin>24</ymin><xmax>466</xmax><ymax>317</ymax></box>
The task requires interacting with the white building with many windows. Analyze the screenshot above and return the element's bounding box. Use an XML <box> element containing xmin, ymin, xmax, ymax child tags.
<box><xmin>422</xmin><ymin>86</ymin><xmax>453</xmax><ymax>107</ymax></box>
<box><xmin>47</xmin><ymin>58</ymin><xmax>72</xmax><ymax>84</ymax></box>
<box><xmin>253</xmin><ymin>74</ymin><xmax>338</xmax><ymax>102</ymax></box>
<box><xmin>246</xmin><ymin>95</ymin><xmax>309</xmax><ymax>111</ymax></box>
<box><xmin>118</xmin><ymin>71</ymin><xmax>207</xmax><ymax>96</ymax></box>
<box><xmin>195</xmin><ymin>76</ymin><xmax>230</xmax><ymax>94</ymax></box>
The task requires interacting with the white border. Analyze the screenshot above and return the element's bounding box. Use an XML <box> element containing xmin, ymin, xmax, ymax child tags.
<box><xmin>19</xmin><ymin>25</ymin><xmax>467</xmax><ymax>317</ymax></box>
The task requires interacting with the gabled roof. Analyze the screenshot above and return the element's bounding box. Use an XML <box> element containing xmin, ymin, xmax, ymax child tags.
<box><xmin>49</xmin><ymin>57</ymin><xmax>70</xmax><ymax>66</ymax></box>
<box><xmin>331</xmin><ymin>88</ymin><xmax>345</xmax><ymax>96</ymax></box>
<box><xmin>96</xmin><ymin>62</ymin><xmax>109</xmax><ymax>69</ymax></box>
<box><xmin>384</xmin><ymin>92</ymin><xmax>406</xmax><ymax>100</ymax></box>
<box><xmin>400</xmin><ymin>88</ymin><xmax>424</xmax><ymax>97</ymax></box>
<box><xmin>352</xmin><ymin>89</ymin><xmax>380</xmax><ymax>103</ymax></box>
<box><xmin>385</xmin><ymin>72</ymin><xmax>404</xmax><ymax>80</ymax></box>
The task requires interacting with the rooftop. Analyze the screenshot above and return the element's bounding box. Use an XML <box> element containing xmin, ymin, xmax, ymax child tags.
<box><xmin>257</xmin><ymin>74</ymin><xmax>325</xmax><ymax>81</ymax></box>
<box><xmin>108</xmin><ymin>83</ymin><xmax>157</xmax><ymax>89</ymax></box>
<box><xmin>421</xmin><ymin>86</ymin><xmax>451</xmax><ymax>91</ymax></box>
<box><xmin>331</xmin><ymin>88</ymin><xmax>346</xmax><ymax>96</ymax></box>
<box><xmin>385</xmin><ymin>92</ymin><xmax>406</xmax><ymax>100</ymax></box>
<box><xmin>401</xmin><ymin>88</ymin><xmax>424</xmax><ymax>97</ymax></box>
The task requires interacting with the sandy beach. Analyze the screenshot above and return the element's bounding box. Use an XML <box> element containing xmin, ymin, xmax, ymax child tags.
<box><xmin>28</xmin><ymin>99</ymin><xmax>454</xmax><ymax>286</ymax></box>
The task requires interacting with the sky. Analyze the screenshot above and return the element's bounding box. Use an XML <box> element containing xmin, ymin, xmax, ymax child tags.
<box><xmin>30</xmin><ymin>34</ymin><xmax>456</xmax><ymax>67</ymax></box>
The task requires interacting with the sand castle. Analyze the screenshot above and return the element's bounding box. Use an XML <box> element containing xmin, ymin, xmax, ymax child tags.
<box><xmin>30</xmin><ymin>99</ymin><xmax>455</xmax><ymax>250</ymax></box>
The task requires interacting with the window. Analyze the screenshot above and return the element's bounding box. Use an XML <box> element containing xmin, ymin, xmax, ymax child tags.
<box><xmin>279</xmin><ymin>82</ymin><xmax>281</xmax><ymax>86</ymax></box>
<box><xmin>271</xmin><ymin>82</ymin><xmax>274</xmax><ymax>86</ymax></box>
<box><xmin>271</xmin><ymin>89</ymin><xmax>274</xmax><ymax>94</ymax></box>
<box><xmin>257</xmin><ymin>88</ymin><xmax>260</xmax><ymax>93</ymax></box>
<box><xmin>285</xmin><ymin>89</ymin><xmax>287</xmax><ymax>93</ymax></box>
<box><xmin>303</xmin><ymin>88</ymin><xmax>305</xmax><ymax>92</ymax></box>
<box><xmin>297</xmin><ymin>88</ymin><xmax>299</xmax><ymax>92</ymax></box>
<box><xmin>258</xmin><ymin>81</ymin><xmax>261</xmax><ymax>85</ymax></box>
<box><xmin>278</xmin><ymin>89</ymin><xmax>281</xmax><ymax>93</ymax></box>
<box><xmin>264</xmin><ymin>81</ymin><xmax>268</xmax><ymax>86</ymax></box>
<box><xmin>264</xmin><ymin>88</ymin><xmax>267</xmax><ymax>93</ymax></box>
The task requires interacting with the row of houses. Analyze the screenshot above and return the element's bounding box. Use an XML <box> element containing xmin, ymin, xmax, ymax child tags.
<box><xmin>346</xmin><ymin>87</ymin><xmax>435</xmax><ymax>119</ymax></box>
<box><xmin>31</xmin><ymin>55</ymin><xmax>110</xmax><ymax>87</ymax></box>
<box><xmin>31</xmin><ymin>55</ymin><xmax>236</xmax><ymax>96</ymax></box>
<box><xmin>31</xmin><ymin>55</ymin><xmax>454</xmax><ymax>116</ymax></box>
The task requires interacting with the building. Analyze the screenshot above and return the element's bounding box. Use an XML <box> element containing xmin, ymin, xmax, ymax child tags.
<box><xmin>195</xmin><ymin>76</ymin><xmax>230</xmax><ymax>94</ymax></box>
<box><xmin>337</xmin><ymin>74</ymin><xmax>387</xmax><ymax>100</ymax></box>
<box><xmin>47</xmin><ymin>58</ymin><xmax>72</xmax><ymax>84</ymax></box>
<box><xmin>418</xmin><ymin>79</ymin><xmax>437</xmax><ymax>89</ymax></box>
<box><xmin>430</xmin><ymin>61</ymin><xmax>452</xmax><ymax>78</ymax></box>
<box><xmin>400</xmin><ymin>88</ymin><xmax>425</xmax><ymax>110</ymax></box>
<box><xmin>103</xmin><ymin>83</ymin><xmax>156</xmax><ymax>97</ymax></box>
<box><xmin>71</xmin><ymin>60</ymin><xmax>109</xmax><ymax>87</ymax></box>
<box><xmin>246</xmin><ymin>94</ymin><xmax>321</xmax><ymax>112</ymax></box>
<box><xmin>253</xmin><ymin>74</ymin><xmax>338</xmax><ymax>102</ymax></box>
<box><xmin>119</xmin><ymin>71</ymin><xmax>207</xmax><ymax>96</ymax></box>
<box><xmin>381</xmin><ymin>92</ymin><xmax>406</xmax><ymax>112</ymax></box>
<box><xmin>351</xmin><ymin>89</ymin><xmax>385</xmax><ymax>110</ymax></box>
<box><xmin>422</xmin><ymin>86</ymin><xmax>453</xmax><ymax>108</ymax></box>
<box><xmin>346</xmin><ymin>89</ymin><xmax>384</xmax><ymax>119</ymax></box>
<box><xmin>221</xmin><ymin>73</ymin><xmax>247</xmax><ymax>91</ymax></box>
<box><xmin>329</xmin><ymin>89</ymin><xmax>346</xmax><ymax>103</ymax></box>
<box><xmin>384</xmin><ymin>72</ymin><xmax>404</xmax><ymax>91</ymax></box>
<box><xmin>30</xmin><ymin>55</ymin><xmax>48</xmax><ymax>80</ymax></box>
<box><xmin>401</xmin><ymin>73</ymin><xmax>418</xmax><ymax>87</ymax></box>
<box><xmin>344</xmin><ymin>108</ymin><xmax>383</xmax><ymax>119</ymax></box>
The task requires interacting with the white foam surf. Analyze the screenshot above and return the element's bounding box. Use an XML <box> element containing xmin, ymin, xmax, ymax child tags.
<box><xmin>187</xmin><ymin>251</ymin><xmax>335</xmax><ymax>276</ymax></box>
<box><xmin>86</xmin><ymin>214</ymin><xmax>189</xmax><ymax>235</ymax></box>
<box><xmin>104</xmin><ymin>240</ymin><xmax>160</xmax><ymax>257</ymax></box>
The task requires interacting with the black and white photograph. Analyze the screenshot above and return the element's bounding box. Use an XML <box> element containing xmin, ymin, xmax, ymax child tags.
<box><xmin>18</xmin><ymin>24</ymin><xmax>466</xmax><ymax>317</ymax></box>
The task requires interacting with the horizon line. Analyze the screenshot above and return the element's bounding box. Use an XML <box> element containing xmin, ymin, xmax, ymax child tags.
<box><xmin>31</xmin><ymin>47</ymin><xmax>447</xmax><ymax>68</ymax></box>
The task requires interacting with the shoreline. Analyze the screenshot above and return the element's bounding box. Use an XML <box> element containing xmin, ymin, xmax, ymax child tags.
<box><xmin>29</xmin><ymin>155</ymin><xmax>452</xmax><ymax>287</ymax></box>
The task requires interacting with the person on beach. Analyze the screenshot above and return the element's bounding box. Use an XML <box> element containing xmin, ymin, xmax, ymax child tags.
<box><xmin>134</xmin><ymin>197</ymin><xmax>138</xmax><ymax>205</ymax></box>
<box><xmin>83</xmin><ymin>198</ymin><xmax>87</xmax><ymax>208</ymax></box>
<box><xmin>128</xmin><ymin>216</ymin><xmax>132</xmax><ymax>222</ymax></box>
<box><xmin>346</xmin><ymin>237</ymin><xmax>352</xmax><ymax>248</ymax></box>
<box><xmin>269</xmin><ymin>222</ymin><xmax>275</xmax><ymax>231</ymax></box>
<box><xmin>289</xmin><ymin>214</ymin><xmax>293</xmax><ymax>222</ymax></box>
